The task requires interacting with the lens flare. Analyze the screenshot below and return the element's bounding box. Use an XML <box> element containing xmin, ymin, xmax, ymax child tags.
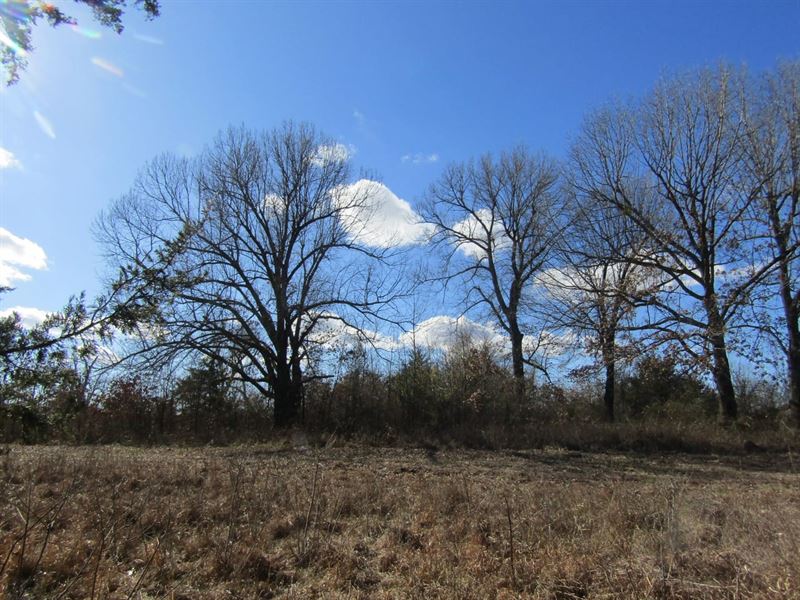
<box><xmin>0</xmin><ymin>29</ymin><xmax>27</xmax><ymax>56</ymax></box>
<box><xmin>0</xmin><ymin>0</ymin><xmax>31</xmax><ymax>55</ymax></box>
<box><xmin>71</xmin><ymin>25</ymin><xmax>101</xmax><ymax>40</ymax></box>
<box><xmin>122</xmin><ymin>82</ymin><xmax>147</xmax><ymax>98</ymax></box>
<box><xmin>91</xmin><ymin>57</ymin><xmax>124</xmax><ymax>77</ymax></box>
<box><xmin>33</xmin><ymin>110</ymin><xmax>55</xmax><ymax>139</ymax></box>
<box><xmin>133</xmin><ymin>33</ymin><xmax>164</xmax><ymax>45</ymax></box>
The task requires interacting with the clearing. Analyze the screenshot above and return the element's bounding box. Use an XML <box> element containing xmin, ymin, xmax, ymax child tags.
<box><xmin>1</xmin><ymin>444</ymin><xmax>798</xmax><ymax>598</ymax></box>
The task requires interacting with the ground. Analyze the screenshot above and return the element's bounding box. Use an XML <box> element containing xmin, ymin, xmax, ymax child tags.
<box><xmin>1</xmin><ymin>443</ymin><xmax>798</xmax><ymax>599</ymax></box>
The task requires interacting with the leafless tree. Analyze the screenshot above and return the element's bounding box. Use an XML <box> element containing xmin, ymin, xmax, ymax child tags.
<box><xmin>96</xmin><ymin>123</ymin><xmax>407</xmax><ymax>428</ymax></box>
<box><xmin>570</xmin><ymin>66</ymin><xmax>777</xmax><ymax>422</ymax></box>
<box><xmin>423</xmin><ymin>147</ymin><xmax>562</xmax><ymax>403</ymax></box>
<box><xmin>538</xmin><ymin>201</ymin><xmax>656</xmax><ymax>421</ymax></box>
<box><xmin>740</xmin><ymin>61</ymin><xmax>800</xmax><ymax>426</ymax></box>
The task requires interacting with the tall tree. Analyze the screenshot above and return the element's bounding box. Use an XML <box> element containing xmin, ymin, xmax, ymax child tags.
<box><xmin>538</xmin><ymin>203</ymin><xmax>654</xmax><ymax>421</ymax></box>
<box><xmin>423</xmin><ymin>147</ymin><xmax>562</xmax><ymax>404</ymax></box>
<box><xmin>96</xmin><ymin>123</ymin><xmax>405</xmax><ymax>428</ymax></box>
<box><xmin>741</xmin><ymin>61</ymin><xmax>800</xmax><ymax>426</ymax></box>
<box><xmin>570</xmin><ymin>66</ymin><xmax>775</xmax><ymax>422</ymax></box>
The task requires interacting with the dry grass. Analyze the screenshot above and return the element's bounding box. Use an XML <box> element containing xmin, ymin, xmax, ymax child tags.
<box><xmin>1</xmin><ymin>442</ymin><xmax>798</xmax><ymax>599</ymax></box>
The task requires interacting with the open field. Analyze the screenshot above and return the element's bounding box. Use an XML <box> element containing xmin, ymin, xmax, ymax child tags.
<box><xmin>1</xmin><ymin>443</ymin><xmax>799</xmax><ymax>599</ymax></box>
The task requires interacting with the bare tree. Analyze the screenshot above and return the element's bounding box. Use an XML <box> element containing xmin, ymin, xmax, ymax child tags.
<box><xmin>570</xmin><ymin>66</ymin><xmax>776</xmax><ymax>422</ymax></box>
<box><xmin>741</xmin><ymin>61</ymin><xmax>800</xmax><ymax>426</ymax></box>
<box><xmin>96</xmin><ymin>123</ymin><xmax>406</xmax><ymax>428</ymax></box>
<box><xmin>538</xmin><ymin>203</ymin><xmax>655</xmax><ymax>421</ymax></box>
<box><xmin>423</xmin><ymin>147</ymin><xmax>562</xmax><ymax>404</ymax></box>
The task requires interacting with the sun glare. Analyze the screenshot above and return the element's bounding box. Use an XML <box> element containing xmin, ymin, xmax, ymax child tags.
<box><xmin>32</xmin><ymin>109</ymin><xmax>55</xmax><ymax>139</ymax></box>
<box><xmin>0</xmin><ymin>27</ymin><xmax>27</xmax><ymax>56</ymax></box>
<box><xmin>90</xmin><ymin>56</ymin><xmax>124</xmax><ymax>78</ymax></box>
<box><xmin>70</xmin><ymin>25</ymin><xmax>102</xmax><ymax>40</ymax></box>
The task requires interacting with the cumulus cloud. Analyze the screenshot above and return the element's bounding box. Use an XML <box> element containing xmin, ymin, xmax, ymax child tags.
<box><xmin>308</xmin><ymin>313</ymin><xmax>398</xmax><ymax>352</ymax></box>
<box><xmin>401</xmin><ymin>152</ymin><xmax>439</xmax><ymax>165</ymax></box>
<box><xmin>305</xmin><ymin>311</ymin><xmax>574</xmax><ymax>359</ymax></box>
<box><xmin>335</xmin><ymin>179</ymin><xmax>434</xmax><ymax>248</ymax></box>
<box><xmin>400</xmin><ymin>315</ymin><xmax>504</xmax><ymax>351</ymax></box>
<box><xmin>311</xmin><ymin>314</ymin><xmax>505</xmax><ymax>354</ymax></box>
<box><xmin>0</xmin><ymin>306</ymin><xmax>51</xmax><ymax>328</ymax></box>
<box><xmin>451</xmin><ymin>208</ymin><xmax>510</xmax><ymax>259</ymax></box>
<box><xmin>535</xmin><ymin>263</ymin><xmax>650</xmax><ymax>297</ymax></box>
<box><xmin>0</xmin><ymin>147</ymin><xmax>22</xmax><ymax>170</ymax></box>
<box><xmin>0</xmin><ymin>227</ymin><xmax>48</xmax><ymax>287</ymax></box>
<box><xmin>524</xmin><ymin>330</ymin><xmax>576</xmax><ymax>357</ymax></box>
<box><xmin>400</xmin><ymin>315</ymin><xmax>573</xmax><ymax>357</ymax></box>
<box><xmin>682</xmin><ymin>263</ymin><xmax>765</xmax><ymax>287</ymax></box>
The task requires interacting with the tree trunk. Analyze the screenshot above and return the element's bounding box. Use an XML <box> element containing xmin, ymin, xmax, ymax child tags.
<box><xmin>789</xmin><ymin>346</ymin><xmax>800</xmax><ymax>429</ymax></box>
<box><xmin>603</xmin><ymin>360</ymin><xmax>615</xmax><ymax>422</ymax></box>
<box><xmin>782</xmin><ymin>302</ymin><xmax>800</xmax><ymax>428</ymax></box>
<box><xmin>704</xmin><ymin>298</ymin><xmax>737</xmax><ymax>423</ymax></box>
<box><xmin>600</xmin><ymin>335</ymin><xmax>616</xmax><ymax>422</ymax></box>
<box><xmin>789</xmin><ymin>343</ymin><xmax>800</xmax><ymax>429</ymax></box>
<box><xmin>291</xmin><ymin>356</ymin><xmax>305</xmax><ymax>425</ymax></box>
<box><xmin>709</xmin><ymin>332</ymin><xmax>737</xmax><ymax>423</ymax></box>
<box><xmin>273</xmin><ymin>363</ymin><xmax>301</xmax><ymax>428</ymax></box>
<box><xmin>768</xmin><ymin>192</ymin><xmax>800</xmax><ymax>428</ymax></box>
<box><xmin>273</xmin><ymin>388</ymin><xmax>300</xmax><ymax>428</ymax></box>
<box><xmin>510</xmin><ymin>326</ymin><xmax>525</xmax><ymax>417</ymax></box>
<box><xmin>773</xmin><ymin>247</ymin><xmax>800</xmax><ymax>428</ymax></box>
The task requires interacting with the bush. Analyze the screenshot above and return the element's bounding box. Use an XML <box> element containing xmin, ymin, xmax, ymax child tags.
<box><xmin>618</xmin><ymin>355</ymin><xmax>716</xmax><ymax>420</ymax></box>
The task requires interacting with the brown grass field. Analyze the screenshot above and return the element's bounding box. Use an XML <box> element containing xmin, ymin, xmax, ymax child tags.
<box><xmin>1</xmin><ymin>442</ymin><xmax>799</xmax><ymax>599</ymax></box>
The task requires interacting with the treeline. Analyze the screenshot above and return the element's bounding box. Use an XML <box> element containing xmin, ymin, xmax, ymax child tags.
<box><xmin>0</xmin><ymin>336</ymin><xmax>785</xmax><ymax>446</ymax></box>
<box><xmin>1</xmin><ymin>61</ymin><xmax>798</xmax><ymax>441</ymax></box>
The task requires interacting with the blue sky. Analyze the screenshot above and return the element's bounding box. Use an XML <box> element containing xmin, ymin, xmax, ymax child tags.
<box><xmin>1</xmin><ymin>0</ymin><xmax>799</xmax><ymax>336</ymax></box>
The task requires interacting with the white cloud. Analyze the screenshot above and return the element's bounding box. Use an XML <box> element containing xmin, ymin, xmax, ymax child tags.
<box><xmin>314</xmin><ymin>143</ymin><xmax>355</xmax><ymax>166</ymax></box>
<box><xmin>0</xmin><ymin>264</ymin><xmax>31</xmax><ymax>286</ymax></box>
<box><xmin>400</xmin><ymin>315</ymin><xmax>573</xmax><ymax>358</ymax></box>
<box><xmin>262</xmin><ymin>193</ymin><xmax>284</xmax><ymax>214</ymax></box>
<box><xmin>0</xmin><ymin>306</ymin><xmax>51</xmax><ymax>328</ymax></box>
<box><xmin>308</xmin><ymin>313</ymin><xmax>505</xmax><ymax>354</ymax></box>
<box><xmin>720</xmin><ymin>261</ymin><xmax>766</xmax><ymax>281</ymax></box>
<box><xmin>400</xmin><ymin>315</ymin><xmax>504</xmax><ymax>351</ymax></box>
<box><xmin>536</xmin><ymin>262</ymin><xmax>647</xmax><ymax>297</ymax></box>
<box><xmin>401</xmin><ymin>152</ymin><xmax>439</xmax><ymax>165</ymax></box>
<box><xmin>0</xmin><ymin>228</ymin><xmax>47</xmax><ymax>269</ymax></box>
<box><xmin>524</xmin><ymin>330</ymin><xmax>576</xmax><ymax>357</ymax></box>
<box><xmin>308</xmin><ymin>313</ymin><xmax>398</xmax><ymax>352</ymax></box>
<box><xmin>0</xmin><ymin>147</ymin><xmax>21</xmax><ymax>169</ymax></box>
<box><xmin>305</xmin><ymin>311</ymin><xmax>575</xmax><ymax>360</ymax></box>
<box><xmin>335</xmin><ymin>179</ymin><xmax>434</xmax><ymax>248</ymax></box>
<box><xmin>451</xmin><ymin>208</ymin><xmax>510</xmax><ymax>259</ymax></box>
<box><xmin>0</xmin><ymin>227</ymin><xmax>48</xmax><ymax>287</ymax></box>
